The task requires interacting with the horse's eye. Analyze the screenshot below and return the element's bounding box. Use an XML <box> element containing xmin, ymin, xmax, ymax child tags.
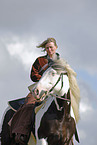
<box><xmin>52</xmin><ymin>72</ymin><xmax>55</xmax><ymax>76</ymax></box>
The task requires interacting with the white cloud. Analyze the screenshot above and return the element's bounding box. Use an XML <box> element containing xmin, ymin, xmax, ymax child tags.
<box><xmin>7</xmin><ymin>40</ymin><xmax>35</xmax><ymax>68</ymax></box>
<box><xmin>7</xmin><ymin>43</ymin><xmax>24</xmax><ymax>55</ymax></box>
<box><xmin>80</xmin><ymin>102</ymin><xmax>93</xmax><ymax>113</ymax></box>
<box><xmin>1</xmin><ymin>35</ymin><xmax>46</xmax><ymax>69</ymax></box>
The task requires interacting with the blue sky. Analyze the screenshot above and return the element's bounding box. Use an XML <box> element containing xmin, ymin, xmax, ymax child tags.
<box><xmin>0</xmin><ymin>0</ymin><xmax>97</xmax><ymax>145</ymax></box>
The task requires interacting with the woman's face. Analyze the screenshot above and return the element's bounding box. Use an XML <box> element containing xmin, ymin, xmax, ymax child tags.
<box><xmin>45</xmin><ymin>42</ymin><xmax>57</xmax><ymax>58</ymax></box>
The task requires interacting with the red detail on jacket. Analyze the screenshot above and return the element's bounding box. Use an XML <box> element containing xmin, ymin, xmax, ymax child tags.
<box><xmin>30</xmin><ymin>55</ymin><xmax>48</xmax><ymax>82</ymax></box>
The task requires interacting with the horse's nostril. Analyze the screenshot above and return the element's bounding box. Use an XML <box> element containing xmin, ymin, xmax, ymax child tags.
<box><xmin>45</xmin><ymin>91</ymin><xmax>47</xmax><ymax>95</ymax></box>
<box><xmin>36</xmin><ymin>89</ymin><xmax>39</xmax><ymax>95</ymax></box>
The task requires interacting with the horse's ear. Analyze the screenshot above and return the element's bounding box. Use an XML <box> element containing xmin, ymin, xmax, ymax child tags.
<box><xmin>75</xmin><ymin>127</ymin><xmax>80</xmax><ymax>143</ymax></box>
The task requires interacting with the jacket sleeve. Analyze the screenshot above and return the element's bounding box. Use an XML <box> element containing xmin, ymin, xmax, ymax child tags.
<box><xmin>30</xmin><ymin>58</ymin><xmax>42</xmax><ymax>82</ymax></box>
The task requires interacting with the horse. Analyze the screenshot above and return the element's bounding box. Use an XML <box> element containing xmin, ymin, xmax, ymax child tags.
<box><xmin>1</xmin><ymin>58</ymin><xmax>80</xmax><ymax>145</ymax></box>
<box><xmin>32</xmin><ymin>58</ymin><xmax>80</xmax><ymax>145</ymax></box>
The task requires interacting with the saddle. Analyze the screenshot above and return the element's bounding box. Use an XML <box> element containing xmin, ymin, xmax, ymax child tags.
<box><xmin>8</xmin><ymin>83</ymin><xmax>37</xmax><ymax>112</ymax></box>
<box><xmin>8</xmin><ymin>97</ymin><xmax>44</xmax><ymax>144</ymax></box>
<box><xmin>8</xmin><ymin>97</ymin><xmax>25</xmax><ymax>112</ymax></box>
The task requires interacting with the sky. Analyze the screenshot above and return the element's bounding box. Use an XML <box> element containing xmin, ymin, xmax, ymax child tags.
<box><xmin>0</xmin><ymin>0</ymin><xmax>97</xmax><ymax>144</ymax></box>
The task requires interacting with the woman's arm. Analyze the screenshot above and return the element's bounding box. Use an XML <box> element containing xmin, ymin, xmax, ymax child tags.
<box><xmin>30</xmin><ymin>58</ymin><xmax>42</xmax><ymax>82</ymax></box>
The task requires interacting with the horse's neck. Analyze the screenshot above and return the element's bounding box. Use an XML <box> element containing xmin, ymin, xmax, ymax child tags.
<box><xmin>56</xmin><ymin>95</ymin><xmax>71</xmax><ymax>120</ymax></box>
<box><xmin>61</xmin><ymin>101</ymin><xmax>71</xmax><ymax>123</ymax></box>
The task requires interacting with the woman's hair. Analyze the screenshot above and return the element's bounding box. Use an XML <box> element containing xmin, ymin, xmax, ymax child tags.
<box><xmin>37</xmin><ymin>38</ymin><xmax>58</xmax><ymax>51</ymax></box>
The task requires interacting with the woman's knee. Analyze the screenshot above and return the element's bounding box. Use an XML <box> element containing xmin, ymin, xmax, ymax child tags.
<box><xmin>25</xmin><ymin>93</ymin><xmax>36</xmax><ymax>104</ymax></box>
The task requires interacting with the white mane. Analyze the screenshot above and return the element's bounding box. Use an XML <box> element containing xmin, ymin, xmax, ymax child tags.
<box><xmin>52</xmin><ymin>58</ymin><xmax>80</xmax><ymax>123</ymax></box>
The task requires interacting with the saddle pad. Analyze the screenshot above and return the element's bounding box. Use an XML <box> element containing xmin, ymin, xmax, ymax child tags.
<box><xmin>8</xmin><ymin>97</ymin><xmax>25</xmax><ymax>112</ymax></box>
<box><xmin>28</xmin><ymin>132</ymin><xmax>36</xmax><ymax>145</ymax></box>
<box><xmin>35</xmin><ymin>102</ymin><xmax>45</xmax><ymax>114</ymax></box>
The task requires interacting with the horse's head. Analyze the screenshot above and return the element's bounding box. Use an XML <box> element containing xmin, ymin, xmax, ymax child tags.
<box><xmin>33</xmin><ymin>59</ymin><xmax>70</xmax><ymax>101</ymax></box>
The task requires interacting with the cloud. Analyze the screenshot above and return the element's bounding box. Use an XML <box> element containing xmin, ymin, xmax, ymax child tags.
<box><xmin>0</xmin><ymin>37</ymin><xmax>31</xmax><ymax>121</ymax></box>
<box><xmin>80</xmin><ymin>102</ymin><xmax>93</xmax><ymax>113</ymax></box>
<box><xmin>0</xmin><ymin>35</ymin><xmax>47</xmax><ymax>121</ymax></box>
<box><xmin>0</xmin><ymin>0</ymin><xmax>97</xmax><ymax>76</ymax></box>
<box><xmin>74</xmin><ymin>80</ymin><xmax>97</xmax><ymax>145</ymax></box>
<box><xmin>0</xmin><ymin>1</ymin><xmax>97</xmax><ymax>145</ymax></box>
<box><xmin>6</xmin><ymin>36</ymin><xmax>41</xmax><ymax>68</ymax></box>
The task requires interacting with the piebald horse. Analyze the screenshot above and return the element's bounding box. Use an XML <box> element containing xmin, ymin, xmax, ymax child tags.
<box><xmin>32</xmin><ymin>58</ymin><xmax>80</xmax><ymax>145</ymax></box>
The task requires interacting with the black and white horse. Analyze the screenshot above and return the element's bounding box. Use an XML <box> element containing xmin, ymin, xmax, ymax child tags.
<box><xmin>32</xmin><ymin>59</ymin><xmax>80</xmax><ymax>145</ymax></box>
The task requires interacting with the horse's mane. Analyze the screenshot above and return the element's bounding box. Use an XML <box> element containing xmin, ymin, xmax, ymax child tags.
<box><xmin>51</xmin><ymin>58</ymin><xmax>80</xmax><ymax>123</ymax></box>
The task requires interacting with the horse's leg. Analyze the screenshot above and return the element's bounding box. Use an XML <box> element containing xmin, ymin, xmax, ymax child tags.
<box><xmin>71</xmin><ymin>138</ymin><xmax>74</xmax><ymax>145</ymax></box>
<box><xmin>36</xmin><ymin>138</ymin><xmax>48</xmax><ymax>145</ymax></box>
<box><xmin>68</xmin><ymin>138</ymin><xmax>74</xmax><ymax>145</ymax></box>
<box><xmin>1</xmin><ymin>109</ymin><xmax>15</xmax><ymax>145</ymax></box>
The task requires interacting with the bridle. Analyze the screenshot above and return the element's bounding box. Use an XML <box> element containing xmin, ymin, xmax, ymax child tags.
<box><xmin>36</xmin><ymin>72</ymin><xmax>71</xmax><ymax>104</ymax></box>
<box><xmin>49</xmin><ymin>72</ymin><xmax>66</xmax><ymax>93</ymax></box>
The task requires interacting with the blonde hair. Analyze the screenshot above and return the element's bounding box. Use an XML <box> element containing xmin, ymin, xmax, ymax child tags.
<box><xmin>53</xmin><ymin>58</ymin><xmax>80</xmax><ymax>123</ymax></box>
<box><xmin>37</xmin><ymin>38</ymin><xmax>58</xmax><ymax>51</ymax></box>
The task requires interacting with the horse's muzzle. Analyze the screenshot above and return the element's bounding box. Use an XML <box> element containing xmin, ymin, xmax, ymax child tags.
<box><xmin>33</xmin><ymin>88</ymin><xmax>47</xmax><ymax>101</ymax></box>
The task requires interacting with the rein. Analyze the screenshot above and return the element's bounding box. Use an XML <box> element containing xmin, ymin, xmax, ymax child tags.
<box><xmin>51</xmin><ymin>94</ymin><xmax>71</xmax><ymax>111</ymax></box>
<box><xmin>52</xmin><ymin>94</ymin><xmax>71</xmax><ymax>102</ymax></box>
